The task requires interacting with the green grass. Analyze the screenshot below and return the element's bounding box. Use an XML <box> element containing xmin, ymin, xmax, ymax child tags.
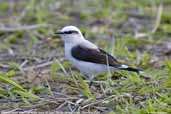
<box><xmin>0</xmin><ymin>0</ymin><xmax>171</xmax><ymax>113</ymax></box>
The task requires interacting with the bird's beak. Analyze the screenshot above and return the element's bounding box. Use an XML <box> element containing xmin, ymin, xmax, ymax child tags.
<box><xmin>55</xmin><ymin>31</ymin><xmax>64</xmax><ymax>35</ymax></box>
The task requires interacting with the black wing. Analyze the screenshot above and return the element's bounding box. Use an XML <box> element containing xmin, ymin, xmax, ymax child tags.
<box><xmin>71</xmin><ymin>45</ymin><xmax>120</xmax><ymax>67</ymax></box>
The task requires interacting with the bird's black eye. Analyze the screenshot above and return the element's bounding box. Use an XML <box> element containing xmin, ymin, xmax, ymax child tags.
<box><xmin>64</xmin><ymin>30</ymin><xmax>78</xmax><ymax>34</ymax></box>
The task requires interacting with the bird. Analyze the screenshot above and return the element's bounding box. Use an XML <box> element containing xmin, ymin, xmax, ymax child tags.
<box><xmin>55</xmin><ymin>25</ymin><xmax>142</xmax><ymax>80</ymax></box>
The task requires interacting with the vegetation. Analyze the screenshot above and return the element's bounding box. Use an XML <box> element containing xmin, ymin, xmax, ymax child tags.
<box><xmin>0</xmin><ymin>0</ymin><xmax>171</xmax><ymax>113</ymax></box>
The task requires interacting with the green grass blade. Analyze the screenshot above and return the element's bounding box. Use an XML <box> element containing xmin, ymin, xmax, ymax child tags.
<box><xmin>14</xmin><ymin>90</ymin><xmax>39</xmax><ymax>99</ymax></box>
<box><xmin>76</xmin><ymin>75</ymin><xmax>95</xmax><ymax>99</ymax></box>
<box><xmin>0</xmin><ymin>73</ymin><xmax>25</xmax><ymax>91</ymax></box>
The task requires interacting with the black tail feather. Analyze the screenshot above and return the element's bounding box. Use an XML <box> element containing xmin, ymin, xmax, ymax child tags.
<box><xmin>120</xmin><ymin>67</ymin><xmax>142</xmax><ymax>73</ymax></box>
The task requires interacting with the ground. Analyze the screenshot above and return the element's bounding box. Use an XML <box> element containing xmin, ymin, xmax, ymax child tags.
<box><xmin>0</xmin><ymin>0</ymin><xmax>171</xmax><ymax>113</ymax></box>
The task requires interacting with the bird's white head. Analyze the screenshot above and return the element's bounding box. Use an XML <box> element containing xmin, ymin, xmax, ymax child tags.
<box><xmin>56</xmin><ymin>26</ymin><xmax>84</xmax><ymax>43</ymax></box>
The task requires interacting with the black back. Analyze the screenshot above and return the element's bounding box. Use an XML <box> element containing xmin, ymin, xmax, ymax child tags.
<box><xmin>71</xmin><ymin>45</ymin><xmax>120</xmax><ymax>67</ymax></box>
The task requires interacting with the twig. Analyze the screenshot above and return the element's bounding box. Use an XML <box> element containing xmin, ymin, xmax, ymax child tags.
<box><xmin>20</xmin><ymin>60</ymin><xmax>28</xmax><ymax>68</ymax></box>
<box><xmin>0</xmin><ymin>24</ymin><xmax>52</xmax><ymax>32</ymax></box>
<box><xmin>23</xmin><ymin>61</ymin><xmax>54</xmax><ymax>71</ymax></box>
<box><xmin>81</xmin><ymin>99</ymin><xmax>104</xmax><ymax>109</ymax></box>
<box><xmin>134</xmin><ymin>2</ymin><xmax>163</xmax><ymax>39</ymax></box>
<box><xmin>151</xmin><ymin>2</ymin><xmax>163</xmax><ymax>33</ymax></box>
<box><xmin>4</xmin><ymin>101</ymin><xmax>48</xmax><ymax>113</ymax></box>
<box><xmin>50</xmin><ymin>97</ymin><xmax>79</xmax><ymax>101</ymax></box>
<box><xmin>0</xmin><ymin>63</ymin><xmax>10</xmax><ymax>69</ymax></box>
<box><xmin>56</xmin><ymin>101</ymin><xmax>67</xmax><ymax>110</ymax></box>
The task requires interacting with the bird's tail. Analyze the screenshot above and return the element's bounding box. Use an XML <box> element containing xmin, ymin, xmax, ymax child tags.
<box><xmin>117</xmin><ymin>65</ymin><xmax>143</xmax><ymax>74</ymax></box>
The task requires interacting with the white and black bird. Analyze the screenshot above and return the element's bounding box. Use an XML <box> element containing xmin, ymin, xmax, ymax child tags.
<box><xmin>56</xmin><ymin>26</ymin><xmax>142</xmax><ymax>79</ymax></box>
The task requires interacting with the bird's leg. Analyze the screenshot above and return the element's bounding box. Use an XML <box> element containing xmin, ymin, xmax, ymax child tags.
<box><xmin>86</xmin><ymin>75</ymin><xmax>95</xmax><ymax>87</ymax></box>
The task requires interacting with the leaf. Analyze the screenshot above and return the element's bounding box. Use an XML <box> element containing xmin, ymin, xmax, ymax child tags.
<box><xmin>164</xmin><ymin>59</ymin><xmax>171</xmax><ymax>78</ymax></box>
<box><xmin>0</xmin><ymin>73</ymin><xmax>25</xmax><ymax>91</ymax></box>
<box><xmin>6</xmin><ymin>70</ymin><xmax>16</xmax><ymax>77</ymax></box>
<box><xmin>51</xmin><ymin>60</ymin><xmax>71</xmax><ymax>77</ymax></box>
<box><xmin>8</xmin><ymin>62</ymin><xmax>21</xmax><ymax>71</ymax></box>
<box><xmin>0</xmin><ymin>73</ymin><xmax>39</xmax><ymax>99</ymax></box>
<box><xmin>164</xmin><ymin>59</ymin><xmax>171</xmax><ymax>70</ymax></box>
<box><xmin>14</xmin><ymin>90</ymin><xmax>39</xmax><ymax>99</ymax></box>
<box><xmin>0</xmin><ymin>87</ymin><xmax>7</xmax><ymax>95</ymax></box>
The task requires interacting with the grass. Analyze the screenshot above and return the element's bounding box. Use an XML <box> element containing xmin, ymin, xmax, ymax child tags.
<box><xmin>0</xmin><ymin>0</ymin><xmax>171</xmax><ymax>113</ymax></box>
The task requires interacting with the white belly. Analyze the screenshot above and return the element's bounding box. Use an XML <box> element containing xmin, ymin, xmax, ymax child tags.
<box><xmin>72</xmin><ymin>59</ymin><xmax>108</xmax><ymax>77</ymax></box>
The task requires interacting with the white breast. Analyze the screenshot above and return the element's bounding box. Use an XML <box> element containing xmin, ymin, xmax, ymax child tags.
<box><xmin>64</xmin><ymin>43</ymin><xmax>73</xmax><ymax>60</ymax></box>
